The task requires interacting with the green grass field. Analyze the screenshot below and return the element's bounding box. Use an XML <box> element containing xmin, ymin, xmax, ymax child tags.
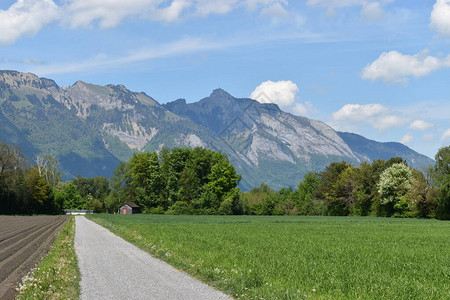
<box><xmin>86</xmin><ymin>215</ymin><xmax>450</xmax><ymax>299</ymax></box>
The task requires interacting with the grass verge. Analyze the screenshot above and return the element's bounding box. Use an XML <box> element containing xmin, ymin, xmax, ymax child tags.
<box><xmin>87</xmin><ymin>214</ymin><xmax>450</xmax><ymax>300</ymax></box>
<box><xmin>15</xmin><ymin>216</ymin><xmax>80</xmax><ymax>300</ymax></box>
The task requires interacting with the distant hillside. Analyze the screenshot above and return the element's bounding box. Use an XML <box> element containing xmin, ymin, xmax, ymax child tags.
<box><xmin>0</xmin><ymin>70</ymin><xmax>434</xmax><ymax>189</ymax></box>
<box><xmin>0</xmin><ymin>71</ymin><xmax>120</xmax><ymax>178</ymax></box>
<box><xmin>338</xmin><ymin>132</ymin><xmax>434</xmax><ymax>170</ymax></box>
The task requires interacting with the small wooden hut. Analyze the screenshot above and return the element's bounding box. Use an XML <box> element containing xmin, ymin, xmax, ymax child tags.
<box><xmin>119</xmin><ymin>202</ymin><xmax>141</xmax><ymax>214</ymax></box>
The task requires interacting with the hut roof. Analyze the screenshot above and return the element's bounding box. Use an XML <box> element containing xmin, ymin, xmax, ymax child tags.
<box><xmin>122</xmin><ymin>202</ymin><xmax>140</xmax><ymax>208</ymax></box>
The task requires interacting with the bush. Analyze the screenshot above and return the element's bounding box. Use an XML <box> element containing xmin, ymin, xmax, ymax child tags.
<box><xmin>147</xmin><ymin>206</ymin><xmax>166</xmax><ymax>214</ymax></box>
<box><xmin>218</xmin><ymin>198</ymin><xmax>233</xmax><ymax>215</ymax></box>
<box><xmin>165</xmin><ymin>201</ymin><xmax>192</xmax><ymax>215</ymax></box>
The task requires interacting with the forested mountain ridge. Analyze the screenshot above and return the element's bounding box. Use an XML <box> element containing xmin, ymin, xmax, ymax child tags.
<box><xmin>0</xmin><ymin>70</ymin><xmax>434</xmax><ymax>189</ymax></box>
<box><xmin>0</xmin><ymin>71</ymin><xmax>120</xmax><ymax>178</ymax></box>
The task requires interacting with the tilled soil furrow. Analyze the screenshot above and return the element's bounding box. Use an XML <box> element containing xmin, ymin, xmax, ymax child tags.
<box><xmin>0</xmin><ymin>221</ymin><xmax>61</xmax><ymax>262</ymax></box>
<box><xmin>0</xmin><ymin>223</ymin><xmax>27</xmax><ymax>237</ymax></box>
<box><xmin>0</xmin><ymin>216</ymin><xmax>68</xmax><ymax>300</ymax></box>
<box><xmin>0</xmin><ymin>218</ymin><xmax>64</xmax><ymax>281</ymax></box>
<box><xmin>0</xmin><ymin>224</ymin><xmax>45</xmax><ymax>248</ymax></box>
<box><xmin>0</xmin><ymin>217</ymin><xmax>54</xmax><ymax>238</ymax></box>
<box><xmin>0</xmin><ymin>217</ymin><xmax>23</xmax><ymax>235</ymax></box>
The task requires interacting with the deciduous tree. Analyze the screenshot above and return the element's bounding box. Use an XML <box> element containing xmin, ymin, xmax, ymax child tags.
<box><xmin>431</xmin><ymin>146</ymin><xmax>450</xmax><ymax>219</ymax></box>
<box><xmin>377</xmin><ymin>163</ymin><xmax>413</xmax><ymax>217</ymax></box>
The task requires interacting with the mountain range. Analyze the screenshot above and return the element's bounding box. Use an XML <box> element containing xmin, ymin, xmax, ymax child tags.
<box><xmin>0</xmin><ymin>70</ymin><xmax>434</xmax><ymax>190</ymax></box>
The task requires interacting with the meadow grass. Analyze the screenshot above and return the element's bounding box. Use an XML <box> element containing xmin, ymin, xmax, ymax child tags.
<box><xmin>15</xmin><ymin>216</ymin><xmax>80</xmax><ymax>300</ymax></box>
<box><xmin>86</xmin><ymin>214</ymin><xmax>450</xmax><ymax>299</ymax></box>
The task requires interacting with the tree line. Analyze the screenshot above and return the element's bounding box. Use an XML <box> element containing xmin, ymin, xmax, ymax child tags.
<box><xmin>1</xmin><ymin>140</ymin><xmax>449</xmax><ymax>219</ymax></box>
<box><xmin>245</xmin><ymin>153</ymin><xmax>448</xmax><ymax>219</ymax></box>
<box><xmin>107</xmin><ymin>147</ymin><xmax>242</xmax><ymax>215</ymax></box>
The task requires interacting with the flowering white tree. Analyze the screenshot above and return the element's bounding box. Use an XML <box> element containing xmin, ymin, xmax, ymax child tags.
<box><xmin>377</xmin><ymin>163</ymin><xmax>413</xmax><ymax>211</ymax></box>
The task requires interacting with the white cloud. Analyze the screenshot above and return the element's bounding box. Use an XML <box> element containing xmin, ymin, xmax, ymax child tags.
<box><xmin>378</xmin><ymin>115</ymin><xmax>407</xmax><ymax>131</ymax></box>
<box><xmin>0</xmin><ymin>0</ymin><xmax>293</xmax><ymax>44</ymax></box>
<box><xmin>292</xmin><ymin>101</ymin><xmax>317</xmax><ymax>116</ymax></box>
<box><xmin>332</xmin><ymin>103</ymin><xmax>407</xmax><ymax>132</ymax></box>
<box><xmin>65</xmin><ymin>0</ymin><xmax>291</xmax><ymax>28</ymax></box>
<box><xmin>194</xmin><ymin>0</ymin><xmax>238</xmax><ymax>16</ymax></box>
<box><xmin>361</xmin><ymin>50</ymin><xmax>450</xmax><ymax>83</ymax></box>
<box><xmin>65</xmin><ymin>0</ymin><xmax>163</xmax><ymax>28</ymax></box>
<box><xmin>30</xmin><ymin>36</ymin><xmax>226</xmax><ymax>75</ymax></box>
<box><xmin>409</xmin><ymin>120</ymin><xmax>434</xmax><ymax>131</ymax></box>
<box><xmin>361</xmin><ymin>2</ymin><xmax>384</xmax><ymax>21</ymax></box>
<box><xmin>260</xmin><ymin>3</ymin><xmax>289</xmax><ymax>18</ymax></box>
<box><xmin>430</xmin><ymin>0</ymin><xmax>450</xmax><ymax>37</ymax></box>
<box><xmin>246</xmin><ymin>0</ymin><xmax>287</xmax><ymax>11</ymax></box>
<box><xmin>400</xmin><ymin>133</ymin><xmax>413</xmax><ymax>145</ymax></box>
<box><xmin>27</xmin><ymin>31</ymin><xmax>321</xmax><ymax>75</ymax></box>
<box><xmin>251</xmin><ymin>80</ymin><xmax>318</xmax><ymax>116</ymax></box>
<box><xmin>246</xmin><ymin>0</ymin><xmax>290</xmax><ymax>18</ymax></box>
<box><xmin>292</xmin><ymin>103</ymin><xmax>308</xmax><ymax>115</ymax></box>
<box><xmin>333</xmin><ymin>103</ymin><xmax>388</xmax><ymax>121</ymax></box>
<box><xmin>307</xmin><ymin>0</ymin><xmax>366</xmax><ymax>8</ymax></box>
<box><xmin>0</xmin><ymin>0</ymin><xmax>59</xmax><ymax>45</ymax></box>
<box><xmin>307</xmin><ymin>0</ymin><xmax>392</xmax><ymax>21</ymax></box>
<box><xmin>442</xmin><ymin>129</ymin><xmax>450</xmax><ymax>141</ymax></box>
<box><xmin>155</xmin><ymin>0</ymin><xmax>193</xmax><ymax>22</ymax></box>
<box><xmin>307</xmin><ymin>0</ymin><xmax>393</xmax><ymax>9</ymax></box>
<box><xmin>250</xmin><ymin>80</ymin><xmax>299</xmax><ymax>107</ymax></box>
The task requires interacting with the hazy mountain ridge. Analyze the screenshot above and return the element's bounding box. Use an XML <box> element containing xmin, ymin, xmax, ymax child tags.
<box><xmin>338</xmin><ymin>132</ymin><xmax>434</xmax><ymax>170</ymax></box>
<box><xmin>0</xmin><ymin>71</ymin><xmax>434</xmax><ymax>189</ymax></box>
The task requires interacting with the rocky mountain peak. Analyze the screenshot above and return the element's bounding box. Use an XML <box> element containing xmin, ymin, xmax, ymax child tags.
<box><xmin>0</xmin><ymin>70</ymin><xmax>47</xmax><ymax>90</ymax></box>
<box><xmin>210</xmin><ymin>88</ymin><xmax>233</xmax><ymax>99</ymax></box>
<box><xmin>106</xmin><ymin>83</ymin><xmax>127</xmax><ymax>91</ymax></box>
<box><xmin>73</xmin><ymin>80</ymin><xmax>85</xmax><ymax>86</ymax></box>
<box><xmin>40</xmin><ymin>78</ymin><xmax>59</xmax><ymax>90</ymax></box>
<box><xmin>163</xmin><ymin>98</ymin><xmax>187</xmax><ymax>115</ymax></box>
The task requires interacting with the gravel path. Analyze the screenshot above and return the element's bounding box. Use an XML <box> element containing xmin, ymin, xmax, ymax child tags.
<box><xmin>75</xmin><ymin>216</ymin><xmax>232</xmax><ymax>300</ymax></box>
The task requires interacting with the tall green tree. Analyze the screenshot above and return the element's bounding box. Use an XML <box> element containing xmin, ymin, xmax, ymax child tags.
<box><xmin>71</xmin><ymin>175</ymin><xmax>111</xmax><ymax>212</ymax></box>
<box><xmin>204</xmin><ymin>155</ymin><xmax>241</xmax><ymax>210</ymax></box>
<box><xmin>431</xmin><ymin>146</ymin><xmax>450</xmax><ymax>219</ymax></box>
<box><xmin>163</xmin><ymin>148</ymin><xmax>191</xmax><ymax>205</ymax></box>
<box><xmin>407</xmin><ymin>169</ymin><xmax>435</xmax><ymax>218</ymax></box>
<box><xmin>129</xmin><ymin>152</ymin><xmax>163</xmax><ymax>208</ymax></box>
<box><xmin>24</xmin><ymin>165</ymin><xmax>55</xmax><ymax>214</ymax></box>
<box><xmin>327</xmin><ymin>165</ymin><xmax>357</xmax><ymax>215</ymax></box>
<box><xmin>317</xmin><ymin>161</ymin><xmax>352</xmax><ymax>215</ymax></box>
<box><xmin>55</xmin><ymin>182</ymin><xmax>84</xmax><ymax>209</ymax></box>
<box><xmin>296</xmin><ymin>172</ymin><xmax>321</xmax><ymax>215</ymax></box>
<box><xmin>73</xmin><ymin>176</ymin><xmax>110</xmax><ymax>199</ymax></box>
<box><xmin>107</xmin><ymin>161</ymin><xmax>134</xmax><ymax>212</ymax></box>
<box><xmin>0</xmin><ymin>142</ymin><xmax>29</xmax><ymax>214</ymax></box>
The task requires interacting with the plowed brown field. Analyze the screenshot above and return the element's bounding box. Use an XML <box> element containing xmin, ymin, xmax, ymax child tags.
<box><xmin>0</xmin><ymin>215</ymin><xmax>68</xmax><ymax>300</ymax></box>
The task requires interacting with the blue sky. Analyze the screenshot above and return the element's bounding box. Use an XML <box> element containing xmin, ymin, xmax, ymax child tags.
<box><xmin>1</xmin><ymin>0</ymin><xmax>449</xmax><ymax>159</ymax></box>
